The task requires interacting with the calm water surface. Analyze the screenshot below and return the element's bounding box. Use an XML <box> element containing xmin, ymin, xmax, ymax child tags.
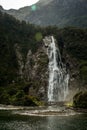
<box><xmin>0</xmin><ymin>109</ymin><xmax>87</xmax><ymax>130</ymax></box>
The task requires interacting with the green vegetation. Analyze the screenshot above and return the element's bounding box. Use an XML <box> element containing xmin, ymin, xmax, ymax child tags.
<box><xmin>79</xmin><ymin>61</ymin><xmax>87</xmax><ymax>84</ymax></box>
<box><xmin>0</xmin><ymin>11</ymin><xmax>87</xmax><ymax>106</ymax></box>
<box><xmin>0</xmin><ymin>84</ymin><xmax>43</xmax><ymax>106</ymax></box>
<box><xmin>73</xmin><ymin>91</ymin><xmax>87</xmax><ymax>108</ymax></box>
<box><xmin>61</xmin><ymin>27</ymin><xmax>87</xmax><ymax>60</ymax></box>
<box><xmin>0</xmin><ymin>11</ymin><xmax>45</xmax><ymax>87</ymax></box>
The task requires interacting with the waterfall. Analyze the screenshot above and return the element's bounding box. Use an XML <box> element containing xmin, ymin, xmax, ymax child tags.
<box><xmin>43</xmin><ymin>36</ymin><xmax>69</xmax><ymax>103</ymax></box>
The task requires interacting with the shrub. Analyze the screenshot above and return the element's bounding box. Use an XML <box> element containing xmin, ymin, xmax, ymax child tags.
<box><xmin>73</xmin><ymin>91</ymin><xmax>87</xmax><ymax>108</ymax></box>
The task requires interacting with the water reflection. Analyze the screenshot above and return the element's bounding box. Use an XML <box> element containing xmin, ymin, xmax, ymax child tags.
<box><xmin>0</xmin><ymin>110</ymin><xmax>87</xmax><ymax>130</ymax></box>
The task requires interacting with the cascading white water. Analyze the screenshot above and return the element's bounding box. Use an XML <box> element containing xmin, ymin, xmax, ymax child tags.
<box><xmin>44</xmin><ymin>36</ymin><xmax>69</xmax><ymax>102</ymax></box>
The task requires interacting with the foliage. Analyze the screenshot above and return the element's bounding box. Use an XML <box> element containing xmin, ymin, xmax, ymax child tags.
<box><xmin>73</xmin><ymin>91</ymin><xmax>87</xmax><ymax>108</ymax></box>
<box><xmin>0</xmin><ymin>84</ymin><xmax>43</xmax><ymax>106</ymax></box>
<box><xmin>80</xmin><ymin>66</ymin><xmax>87</xmax><ymax>84</ymax></box>
<box><xmin>60</xmin><ymin>27</ymin><xmax>87</xmax><ymax>60</ymax></box>
<box><xmin>79</xmin><ymin>61</ymin><xmax>87</xmax><ymax>84</ymax></box>
<box><xmin>0</xmin><ymin>11</ymin><xmax>42</xmax><ymax>86</ymax></box>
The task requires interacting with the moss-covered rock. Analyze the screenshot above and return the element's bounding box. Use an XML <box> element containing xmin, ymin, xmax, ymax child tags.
<box><xmin>73</xmin><ymin>91</ymin><xmax>87</xmax><ymax>108</ymax></box>
<box><xmin>0</xmin><ymin>84</ymin><xmax>44</xmax><ymax>106</ymax></box>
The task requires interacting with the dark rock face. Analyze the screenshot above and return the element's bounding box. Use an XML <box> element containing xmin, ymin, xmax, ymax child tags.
<box><xmin>63</xmin><ymin>53</ymin><xmax>81</xmax><ymax>101</ymax></box>
<box><xmin>4</xmin><ymin>0</ymin><xmax>87</xmax><ymax>27</ymax></box>
<box><xmin>15</xmin><ymin>43</ymin><xmax>49</xmax><ymax>101</ymax></box>
<box><xmin>27</xmin><ymin>46</ymin><xmax>49</xmax><ymax>101</ymax></box>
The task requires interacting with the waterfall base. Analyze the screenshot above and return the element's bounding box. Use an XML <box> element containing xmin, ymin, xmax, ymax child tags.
<box><xmin>14</xmin><ymin>106</ymin><xmax>79</xmax><ymax>117</ymax></box>
<box><xmin>47</xmin><ymin>101</ymin><xmax>67</xmax><ymax>106</ymax></box>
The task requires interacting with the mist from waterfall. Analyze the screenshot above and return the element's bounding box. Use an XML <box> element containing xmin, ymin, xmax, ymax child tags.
<box><xmin>44</xmin><ymin>36</ymin><xmax>69</xmax><ymax>102</ymax></box>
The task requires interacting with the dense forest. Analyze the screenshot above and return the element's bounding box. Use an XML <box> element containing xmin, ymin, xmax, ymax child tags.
<box><xmin>0</xmin><ymin>11</ymin><xmax>87</xmax><ymax>107</ymax></box>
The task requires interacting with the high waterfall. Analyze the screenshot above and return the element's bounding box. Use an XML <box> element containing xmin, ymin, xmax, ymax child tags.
<box><xmin>43</xmin><ymin>36</ymin><xmax>69</xmax><ymax>102</ymax></box>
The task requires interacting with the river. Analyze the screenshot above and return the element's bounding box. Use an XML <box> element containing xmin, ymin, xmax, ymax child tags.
<box><xmin>0</xmin><ymin>105</ymin><xmax>87</xmax><ymax>130</ymax></box>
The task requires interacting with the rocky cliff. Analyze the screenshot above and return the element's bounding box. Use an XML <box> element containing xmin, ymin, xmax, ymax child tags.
<box><xmin>13</xmin><ymin>35</ymin><xmax>87</xmax><ymax>102</ymax></box>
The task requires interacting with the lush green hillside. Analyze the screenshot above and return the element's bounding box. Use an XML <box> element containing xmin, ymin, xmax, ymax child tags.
<box><xmin>0</xmin><ymin>11</ymin><xmax>87</xmax><ymax>106</ymax></box>
<box><xmin>0</xmin><ymin>11</ymin><xmax>42</xmax><ymax>85</ymax></box>
<box><xmin>0</xmin><ymin>12</ymin><xmax>47</xmax><ymax>105</ymax></box>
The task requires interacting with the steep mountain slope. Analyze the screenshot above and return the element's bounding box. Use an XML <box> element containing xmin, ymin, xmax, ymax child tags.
<box><xmin>4</xmin><ymin>0</ymin><xmax>87</xmax><ymax>27</ymax></box>
<box><xmin>0</xmin><ymin>11</ymin><xmax>87</xmax><ymax>105</ymax></box>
